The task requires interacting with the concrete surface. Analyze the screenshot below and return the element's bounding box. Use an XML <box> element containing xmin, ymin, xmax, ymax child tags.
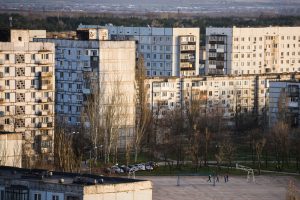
<box><xmin>140</xmin><ymin>175</ymin><xmax>300</xmax><ymax>200</ymax></box>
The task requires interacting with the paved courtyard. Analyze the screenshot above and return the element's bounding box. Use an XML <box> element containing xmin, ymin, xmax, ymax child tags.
<box><xmin>139</xmin><ymin>175</ymin><xmax>300</xmax><ymax>200</ymax></box>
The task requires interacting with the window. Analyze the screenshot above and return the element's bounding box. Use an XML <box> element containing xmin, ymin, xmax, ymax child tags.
<box><xmin>42</xmin><ymin>54</ymin><xmax>49</xmax><ymax>59</ymax></box>
<box><xmin>5</xmin><ymin>93</ymin><xmax>10</xmax><ymax>100</ymax></box>
<box><xmin>18</xmin><ymin>36</ymin><xmax>22</xmax><ymax>41</ymax></box>
<box><xmin>42</xmin><ymin>66</ymin><xmax>49</xmax><ymax>72</ymax></box>
<box><xmin>5</xmin><ymin>54</ymin><xmax>9</xmax><ymax>60</ymax></box>
<box><xmin>4</xmin><ymin>67</ymin><xmax>9</xmax><ymax>74</ymax></box>
<box><xmin>31</xmin><ymin>67</ymin><xmax>35</xmax><ymax>73</ymax></box>
<box><xmin>5</xmin><ymin>80</ymin><xmax>9</xmax><ymax>86</ymax></box>
<box><xmin>4</xmin><ymin>118</ymin><xmax>10</xmax><ymax>124</ymax></box>
<box><xmin>52</xmin><ymin>195</ymin><xmax>59</xmax><ymax>200</ymax></box>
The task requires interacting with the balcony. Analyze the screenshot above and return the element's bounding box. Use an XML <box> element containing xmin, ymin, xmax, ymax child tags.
<box><xmin>35</xmin><ymin>111</ymin><xmax>42</xmax><ymax>116</ymax></box>
<box><xmin>288</xmin><ymin>101</ymin><xmax>299</xmax><ymax>108</ymax></box>
<box><xmin>41</xmin><ymin>123</ymin><xmax>48</xmax><ymax>128</ymax></box>
<box><xmin>47</xmin><ymin>122</ymin><xmax>53</xmax><ymax>128</ymax></box>
<box><xmin>83</xmin><ymin>88</ymin><xmax>91</xmax><ymax>94</ymax></box>
<box><xmin>35</xmin><ymin>122</ymin><xmax>42</xmax><ymax>128</ymax></box>
<box><xmin>35</xmin><ymin>59</ymin><xmax>52</xmax><ymax>65</ymax></box>
<box><xmin>41</xmin><ymin>72</ymin><xmax>53</xmax><ymax>77</ymax></box>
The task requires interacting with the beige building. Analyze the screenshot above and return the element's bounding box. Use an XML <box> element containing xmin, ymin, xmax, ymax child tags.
<box><xmin>0</xmin><ymin>133</ymin><xmax>22</xmax><ymax>167</ymax></box>
<box><xmin>0</xmin><ymin>29</ymin><xmax>55</xmax><ymax>165</ymax></box>
<box><xmin>146</xmin><ymin>73</ymin><xmax>300</xmax><ymax>124</ymax></box>
<box><xmin>0</xmin><ymin>166</ymin><xmax>152</xmax><ymax>200</ymax></box>
<box><xmin>206</xmin><ymin>26</ymin><xmax>300</xmax><ymax>75</ymax></box>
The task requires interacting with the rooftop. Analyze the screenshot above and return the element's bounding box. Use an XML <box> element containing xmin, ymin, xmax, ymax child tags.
<box><xmin>0</xmin><ymin>166</ymin><xmax>144</xmax><ymax>186</ymax></box>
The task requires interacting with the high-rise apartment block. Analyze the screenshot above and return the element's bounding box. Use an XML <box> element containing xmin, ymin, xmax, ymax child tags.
<box><xmin>0</xmin><ymin>30</ymin><xmax>55</xmax><ymax>164</ymax></box>
<box><xmin>146</xmin><ymin>73</ymin><xmax>300</xmax><ymax>123</ymax></box>
<box><xmin>206</xmin><ymin>26</ymin><xmax>300</xmax><ymax>75</ymax></box>
<box><xmin>37</xmin><ymin>28</ymin><xmax>136</xmax><ymax>148</ymax></box>
<box><xmin>78</xmin><ymin>24</ymin><xmax>200</xmax><ymax>77</ymax></box>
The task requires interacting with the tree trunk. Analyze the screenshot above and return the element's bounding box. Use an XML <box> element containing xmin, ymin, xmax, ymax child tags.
<box><xmin>134</xmin><ymin>146</ymin><xmax>139</xmax><ymax>163</ymax></box>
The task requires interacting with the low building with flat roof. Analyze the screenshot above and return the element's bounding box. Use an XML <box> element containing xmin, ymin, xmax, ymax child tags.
<box><xmin>0</xmin><ymin>166</ymin><xmax>152</xmax><ymax>200</ymax></box>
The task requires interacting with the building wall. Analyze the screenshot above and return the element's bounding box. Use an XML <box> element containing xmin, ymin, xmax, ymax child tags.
<box><xmin>268</xmin><ymin>81</ymin><xmax>300</xmax><ymax>127</ymax></box>
<box><xmin>78</xmin><ymin>25</ymin><xmax>200</xmax><ymax>77</ymax></box>
<box><xmin>206</xmin><ymin>27</ymin><xmax>300</xmax><ymax>75</ymax></box>
<box><xmin>0</xmin><ymin>33</ymin><xmax>55</xmax><ymax>163</ymax></box>
<box><xmin>146</xmin><ymin>73</ymin><xmax>300</xmax><ymax>122</ymax></box>
<box><xmin>36</xmin><ymin>37</ymin><xmax>136</xmax><ymax>149</ymax></box>
<box><xmin>83</xmin><ymin>181</ymin><xmax>152</xmax><ymax>200</ymax></box>
<box><xmin>0</xmin><ymin>133</ymin><xmax>22</xmax><ymax>167</ymax></box>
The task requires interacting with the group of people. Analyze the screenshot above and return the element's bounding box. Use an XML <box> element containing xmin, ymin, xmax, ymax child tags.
<box><xmin>207</xmin><ymin>174</ymin><xmax>229</xmax><ymax>183</ymax></box>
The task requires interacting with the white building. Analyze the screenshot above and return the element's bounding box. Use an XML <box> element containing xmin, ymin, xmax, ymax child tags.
<box><xmin>0</xmin><ymin>29</ymin><xmax>55</xmax><ymax>165</ymax></box>
<box><xmin>268</xmin><ymin>80</ymin><xmax>300</xmax><ymax>127</ymax></box>
<box><xmin>0</xmin><ymin>166</ymin><xmax>152</xmax><ymax>200</ymax></box>
<box><xmin>146</xmin><ymin>73</ymin><xmax>300</xmax><ymax>123</ymax></box>
<box><xmin>206</xmin><ymin>26</ymin><xmax>300</xmax><ymax>75</ymax></box>
<box><xmin>78</xmin><ymin>24</ymin><xmax>200</xmax><ymax>77</ymax></box>
<box><xmin>37</xmin><ymin>29</ymin><xmax>136</xmax><ymax>148</ymax></box>
<box><xmin>0</xmin><ymin>133</ymin><xmax>22</xmax><ymax>168</ymax></box>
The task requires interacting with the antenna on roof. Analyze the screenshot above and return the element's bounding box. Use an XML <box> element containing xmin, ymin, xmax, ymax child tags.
<box><xmin>9</xmin><ymin>17</ymin><xmax>12</xmax><ymax>28</ymax></box>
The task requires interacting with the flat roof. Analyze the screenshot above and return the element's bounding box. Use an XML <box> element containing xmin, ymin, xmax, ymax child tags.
<box><xmin>0</xmin><ymin>166</ymin><xmax>144</xmax><ymax>186</ymax></box>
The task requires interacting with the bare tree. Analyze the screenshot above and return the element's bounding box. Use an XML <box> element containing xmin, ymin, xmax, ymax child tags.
<box><xmin>269</xmin><ymin>121</ymin><xmax>290</xmax><ymax>170</ymax></box>
<box><xmin>54</xmin><ymin>121</ymin><xmax>81</xmax><ymax>172</ymax></box>
<box><xmin>134</xmin><ymin>55</ymin><xmax>152</xmax><ymax>162</ymax></box>
<box><xmin>255</xmin><ymin>138</ymin><xmax>266</xmax><ymax>175</ymax></box>
<box><xmin>0</xmin><ymin>141</ymin><xmax>7</xmax><ymax>166</ymax></box>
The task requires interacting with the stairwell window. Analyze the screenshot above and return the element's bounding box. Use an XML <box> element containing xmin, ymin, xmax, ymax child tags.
<box><xmin>34</xmin><ymin>193</ymin><xmax>41</xmax><ymax>200</ymax></box>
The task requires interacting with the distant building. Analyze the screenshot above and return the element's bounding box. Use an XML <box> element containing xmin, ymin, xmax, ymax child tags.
<box><xmin>0</xmin><ymin>166</ymin><xmax>152</xmax><ymax>200</ymax></box>
<box><xmin>145</xmin><ymin>73</ymin><xmax>300</xmax><ymax>126</ymax></box>
<box><xmin>78</xmin><ymin>24</ymin><xmax>200</xmax><ymax>77</ymax></box>
<box><xmin>0</xmin><ymin>29</ymin><xmax>55</xmax><ymax>166</ymax></box>
<box><xmin>0</xmin><ymin>133</ymin><xmax>22</xmax><ymax>168</ymax></box>
<box><xmin>268</xmin><ymin>80</ymin><xmax>300</xmax><ymax>127</ymax></box>
<box><xmin>206</xmin><ymin>26</ymin><xmax>300</xmax><ymax>75</ymax></box>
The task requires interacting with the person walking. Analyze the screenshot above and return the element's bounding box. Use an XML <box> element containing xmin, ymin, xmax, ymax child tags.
<box><xmin>216</xmin><ymin>175</ymin><xmax>219</xmax><ymax>182</ymax></box>
<box><xmin>207</xmin><ymin>175</ymin><xmax>212</xmax><ymax>182</ymax></box>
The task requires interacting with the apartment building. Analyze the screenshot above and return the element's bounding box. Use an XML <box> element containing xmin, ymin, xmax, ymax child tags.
<box><xmin>78</xmin><ymin>24</ymin><xmax>200</xmax><ymax>77</ymax></box>
<box><xmin>0</xmin><ymin>166</ymin><xmax>152</xmax><ymax>200</ymax></box>
<box><xmin>0</xmin><ymin>30</ymin><xmax>55</xmax><ymax>165</ymax></box>
<box><xmin>146</xmin><ymin>73</ymin><xmax>300</xmax><ymax>122</ymax></box>
<box><xmin>206</xmin><ymin>26</ymin><xmax>300</xmax><ymax>75</ymax></box>
<box><xmin>36</xmin><ymin>28</ymin><xmax>136</xmax><ymax>148</ymax></box>
<box><xmin>268</xmin><ymin>80</ymin><xmax>300</xmax><ymax>127</ymax></box>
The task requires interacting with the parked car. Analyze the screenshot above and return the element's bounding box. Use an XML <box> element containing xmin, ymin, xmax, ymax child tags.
<box><xmin>135</xmin><ymin>163</ymin><xmax>146</xmax><ymax>171</ymax></box>
<box><xmin>110</xmin><ymin>165</ymin><xmax>124</xmax><ymax>174</ymax></box>
<box><xmin>128</xmin><ymin>165</ymin><xmax>139</xmax><ymax>172</ymax></box>
<box><xmin>120</xmin><ymin>165</ymin><xmax>131</xmax><ymax>173</ymax></box>
<box><xmin>146</xmin><ymin>161</ymin><xmax>159</xmax><ymax>168</ymax></box>
<box><xmin>145</xmin><ymin>164</ymin><xmax>153</xmax><ymax>171</ymax></box>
